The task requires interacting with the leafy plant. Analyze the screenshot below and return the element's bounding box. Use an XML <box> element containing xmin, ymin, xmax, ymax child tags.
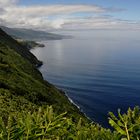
<box><xmin>0</xmin><ymin>106</ymin><xmax>68</xmax><ymax>140</ymax></box>
<box><xmin>109</xmin><ymin>106</ymin><xmax>140</xmax><ymax>140</ymax></box>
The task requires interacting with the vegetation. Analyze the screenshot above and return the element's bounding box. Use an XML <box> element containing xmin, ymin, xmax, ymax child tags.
<box><xmin>0</xmin><ymin>105</ymin><xmax>140</xmax><ymax>140</ymax></box>
<box><xmin>0</xmin><ymin>28</ymin><xmax>140</xmax><ymax>139</ymax></box>
<box><xmin>0</xmin><ymin>28</ymin><xmax>86</xmax><ymax>123</ymax></box>
<box><xmin>109</xmin><ymin>106</ymin><xmax>140</xmax><ymax>140</ymax></box>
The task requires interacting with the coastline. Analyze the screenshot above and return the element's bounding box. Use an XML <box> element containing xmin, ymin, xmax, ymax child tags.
<box><xmin>0</xmin><ymin>27</ymin><xmax>89</xmax><ymax>125</ymax></box>
<box><xmin>64</xmin><ymin>91</ymin><xmax>92</xmax><ymax>122</ymax></box>
<box><xmin>62</xmin><ymin>89</ymin><xmax>90</xmax><ymax>120</ymax></box>
<box><xmin>30</xmin><ymin>42</ymin><xmax>91</xmax><ymax>123</ymax></box>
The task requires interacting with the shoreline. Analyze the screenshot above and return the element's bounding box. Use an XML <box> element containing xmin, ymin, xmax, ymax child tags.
<box><xmin>30</xmin><ymin>42</ymin><xmax>92</xmax><ymax>123</ymax></box>
<box><xmin>64</xmin><ymin>91</ymin><xmax>92</xmax><ymax>122</ymax></box>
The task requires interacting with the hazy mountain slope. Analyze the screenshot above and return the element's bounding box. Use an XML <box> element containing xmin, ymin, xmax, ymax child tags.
<box><xmin>0</xmin><ymin>26</ymin><xmax>65</xmax><ymax>41</ymax></box>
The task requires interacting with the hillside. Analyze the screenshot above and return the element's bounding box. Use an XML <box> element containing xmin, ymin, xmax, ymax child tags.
<box><xmin>0</xmin><ymin>28</ymin><xmax>113</xmax><ymax>140</ymax></box>
<box><xmin>0</xmin><ymin>26</ymin><xmax>66</xmax><ymax>41</ymax></box>
<box><xmin>0</xmin><ymin>28</ymin><xmax>140</xmax><ymax>139</ymax></box>
<box><xmin>0</xmin><ymin>28</ymin><xmax>86</xmax><ymax>121</ymax></box>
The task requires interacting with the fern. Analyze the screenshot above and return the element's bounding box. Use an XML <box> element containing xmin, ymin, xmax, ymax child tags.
<box><xmin>109</xmin><ymin>106</ymin><xmax>140</xmax><ymax>140</ymax></box>
<box><xmin>1</xmin><ymin>106</ymin><xmax>140</xmax><ymax>139</ymax></box>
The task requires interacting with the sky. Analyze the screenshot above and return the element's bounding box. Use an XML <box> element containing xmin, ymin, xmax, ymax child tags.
<box><xmin>0</xmin><ymin>0</ymin><xmax>140</xmax><ymax>30</ymax></box>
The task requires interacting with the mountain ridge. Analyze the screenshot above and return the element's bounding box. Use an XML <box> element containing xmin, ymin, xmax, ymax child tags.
<box><xmin>0</xmin><ymin>26</ymin><xmax>67</xmax><ymax>41</ymax></box>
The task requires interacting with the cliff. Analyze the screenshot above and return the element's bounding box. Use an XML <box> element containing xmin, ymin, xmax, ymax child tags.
<box><xmin>0</xmin><ymin>28</ymin><xmax>86</xmax><ymax>122</ymax></box>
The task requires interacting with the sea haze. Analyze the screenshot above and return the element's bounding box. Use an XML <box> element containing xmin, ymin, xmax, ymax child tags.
<box><xmin>31</xmin><ymin>30</ymin><xmax>140</xmax><ymax>127</ymax></box>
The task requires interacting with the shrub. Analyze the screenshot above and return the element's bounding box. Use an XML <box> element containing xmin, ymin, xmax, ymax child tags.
<box><xmin>109</xmin><ymin>106</ymin><xmax>140</xmax><ymax>140</ymax></box>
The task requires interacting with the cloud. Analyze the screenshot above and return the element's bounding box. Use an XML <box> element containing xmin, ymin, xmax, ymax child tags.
<box><xmin>0</xmin><ymin>3</ymin><xmax>107</xmax><ymax>29</ymax></box>
<box><xmin>0</xmin><ymin>0</ymin><xmax>18</xmax><ymax>6</ymax></box>
<box><xmin>0</xmin><ymin>0</ymin><xmax>139</xmax><ymax>30</ymax></box>
<box><xmin>0</xmin><ymin>7</ymin><xmax>5</xmax><ymax>15</ymax></box>
<box><xmin>8</xmin><ymin>5</ymin><xmax>107</xmax><ymax>17</ymax></box>
<box><xmin>56</xmin><ymin>16</ymin><xmax>140</xmax><ymax>30</ymax></box>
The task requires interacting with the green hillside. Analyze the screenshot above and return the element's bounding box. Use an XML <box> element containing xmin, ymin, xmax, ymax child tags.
<box><xmin>0</xmin><ymin>28</ymin><xmax>86</xmax><ymax>121</ymax></box>
<box><xmin>0</xmin><ymin>28</ymin><xmax>140</xmax><ymax>139</ymax></box>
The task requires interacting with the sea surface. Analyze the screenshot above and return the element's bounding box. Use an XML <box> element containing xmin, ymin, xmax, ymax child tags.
<box><xmin>31</xmin><ymin>30</ymin><xmax>140</xmax><ymax>127</ymax></box>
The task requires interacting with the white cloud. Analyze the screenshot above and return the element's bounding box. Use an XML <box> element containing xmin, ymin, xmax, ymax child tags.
<box><xmin>0</xmin><ymin>0</ymin><xmax>139</xmax><ymax>30</ymax></box>
<box><xmin>7</xmin><ymin>5</ymin><xmax>107</xmax><ymax>17</ymax></box>
<box><xmin>56</xmin><ymin>16</ymin><xmax>140</xmax><ymax>30</ymax></box>
<box><xmin>0</xmin><ymin>3</ymin><xmax>108</xmax><ymax>29</ymax></box>
<box><xmin>0</xmin><ymin>0</ymin><xmax>18</xmax><ymax>6</ymax></box>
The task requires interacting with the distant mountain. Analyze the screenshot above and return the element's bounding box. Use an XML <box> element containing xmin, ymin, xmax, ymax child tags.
<box><xmin>0</xmin><ymin>26</ymin><xmax>67</xmax><ymax>41</ymax></box>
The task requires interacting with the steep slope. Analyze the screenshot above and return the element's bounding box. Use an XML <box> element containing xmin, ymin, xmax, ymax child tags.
<box><xmin>0</xmin><ymin>26</ymin><xmax>65</xmax><ymax>41</ymax></box>
<box><xmin>0</xmin><ymin>28</ymin><xmax>86</xmax><ymax>122</ymax></box>
<box><xmin>0</xmin><ymin>28</ymin><xmax>42</xmax><ymax>66</ymax></box>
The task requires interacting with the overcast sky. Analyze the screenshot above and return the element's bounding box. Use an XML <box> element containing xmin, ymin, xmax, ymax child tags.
<box><xmin>0</xmin><ymin>0</ymin><xmax>140</xmax><ymax>30</ymax></box>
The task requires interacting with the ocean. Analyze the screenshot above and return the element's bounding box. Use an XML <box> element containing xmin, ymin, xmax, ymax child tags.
<box><xmin>31</xmin><ymin>30</ymin><xmax>140</xmax><ymax>127</ymax></box>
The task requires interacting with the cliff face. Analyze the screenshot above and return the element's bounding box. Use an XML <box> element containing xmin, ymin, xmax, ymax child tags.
<box><xmin>0</xmin><ymin>28</ymin><xmax>87</xmax><ymax>122</ymax></box>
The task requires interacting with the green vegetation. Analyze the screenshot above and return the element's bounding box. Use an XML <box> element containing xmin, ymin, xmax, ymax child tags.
<box><xmin>0</xmin><ymin>28</ymin><xmax>86</xmax><ymax>123</ymax></box>
<box><xmin>1</xmin><ymin>105</ymin><xmax>140</xmax><ymax>139</ymax></box>
<box><xmin>0</xmin><ymin>28</ymin><xmax>140</xmax><ymax>139</ymax></box>
<box><xmin>0</xmin><ymin>28</ymin><xmax>41</xmax><ymax>66</ymax></box>
<box><xmin>109</xmin><ymin>106</ymin><xmax>140</xmax><ymax>140</ymax></box>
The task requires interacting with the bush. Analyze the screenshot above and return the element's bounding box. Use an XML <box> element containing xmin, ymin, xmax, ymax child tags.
<box><xmin>2</xmin><ymin>106</ymin><xmax>140</xmax><ymax>140</ymax></box>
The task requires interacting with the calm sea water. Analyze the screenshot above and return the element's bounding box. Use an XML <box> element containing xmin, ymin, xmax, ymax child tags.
<box><xmin>31</xmin><ymin>30</ymin><xmax>140</xmax><ymax>127</ymax></box>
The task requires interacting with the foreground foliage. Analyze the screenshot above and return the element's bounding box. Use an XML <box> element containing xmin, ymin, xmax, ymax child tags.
<box><xmin>0</xmin><ymin>106</ymin><xmax>140</xmax><ymax>140</ymax></box>
<box><xmin>109</xmin><ymin>106</ymin><xmax>140</xmax><ymax>140</ymax></box>
<box><xmin>0</xmin><ymin>106</ymin><xmax>112</xmax><ymax>140</ymax></box>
